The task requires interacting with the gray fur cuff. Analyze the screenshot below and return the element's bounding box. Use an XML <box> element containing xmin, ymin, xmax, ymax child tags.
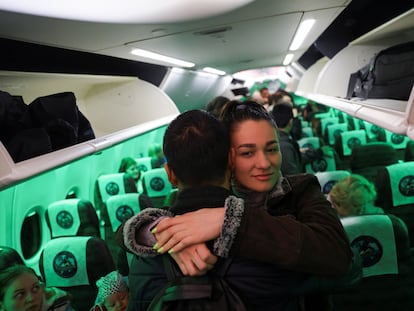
<box><xmin>213</xmin><ymin>195</ymin><xmax>244</xmax><ymax>257</ymax></box>
<box><xmin>123</xmin><ymin>208</ymin><xmax>173</xmax><ymax>257</ymax></box>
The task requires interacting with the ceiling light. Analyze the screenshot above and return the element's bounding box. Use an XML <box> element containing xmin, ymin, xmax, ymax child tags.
<box><xmin>131</xmin><ymin>49</ymin><xmax>195</xmax><ymax>68</ymax></box>
<box><xmin>202</xmin><ymin>67</ymin><xmax>226</xmax><ymax>76</ymax></box>
<box><xmin>289</xmin><ymin>19</ymin><xmax>315</xmax><ymax>51</ymax></box>
<box><xmin>283</xmin><ymin>54</ymin><xmax>294</xmax><ymax>66</ymax></box>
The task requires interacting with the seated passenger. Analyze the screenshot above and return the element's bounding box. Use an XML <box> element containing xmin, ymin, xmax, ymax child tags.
<box><xmin>147</xmin><ymin>143</ymin><xmax>166</xmax><ymax>169</ymax></box>
<box><xmin>90</xmin><ymin>271</ymin><xmax>129</xmax><ymax>311</ymax></box>
<box><xmin>0</xmin><ymin>264</ymin><xmax>73</xmax><ymax>311</ymax></box>
<box><xmin>328</xmin><ymin>174</ymin><xmax>384</xmax><ymax>217</ymax></box>
<box><xmin>271</xmin><ymin>103</ymin><xmax>334</xmax><ymax>175</ymax></box>
<box><xmin>118</xmin><ymin>157</ymin><xmax>141</xmax><ymax>186</ymax></box>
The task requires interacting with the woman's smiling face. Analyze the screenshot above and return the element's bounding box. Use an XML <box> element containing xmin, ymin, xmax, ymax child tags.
<box><xmin>231</xmin><ymin>119</ymin><xmax>282</xmax><ymax>193</ymax></box>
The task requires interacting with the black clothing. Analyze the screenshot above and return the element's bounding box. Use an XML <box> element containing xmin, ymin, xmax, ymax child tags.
<box><xmin>127</xmin><ymin>186</ymin><xmax>306</xmax><ymax>311</ymax></box>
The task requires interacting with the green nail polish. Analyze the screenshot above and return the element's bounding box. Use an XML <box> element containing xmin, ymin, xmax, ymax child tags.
<box><xmin>153</xmin><ymin>243</ymin><xmax>159</xmax><ymax>250</ymax></box>
<box><xmin>151</xmin><ymin>227</ymin><xmax>157</xmax><ymax>234</ymax></box>
<box><xmin>157</xmin><ymin>247</ymin><xmax>164</xmax><ymax>253</ymax></box>
<box><xmin>168</xmin><ymin>248</ymin><xmax>174</xmax><ymax>254</ymax></box>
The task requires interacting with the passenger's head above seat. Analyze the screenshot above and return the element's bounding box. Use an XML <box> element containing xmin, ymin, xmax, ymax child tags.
<box><xmin>329</xmin><ymin>174</ymin><xmax>384</xmax><ymax>218</ymax></box>
<box><xmin>0</xmin><ymin>246</ymin><xmax>24</xmax><ymax>271</ymax></box>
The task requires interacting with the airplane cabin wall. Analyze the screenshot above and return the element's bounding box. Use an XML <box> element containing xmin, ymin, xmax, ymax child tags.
<box><xmin>161</xmin><ymin>67</ymin><xmax>234</xmax><ymax>112</ymax></box>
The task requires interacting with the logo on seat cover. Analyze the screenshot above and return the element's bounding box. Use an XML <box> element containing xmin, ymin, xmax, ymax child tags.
<box><xmin>105</xmin><ymin>182</ymin><xmax>120</xmax><ymax>196</ymax></box>
<box><xmin>351</xmin><ymin>235</ymin><xmax>383</xmax><ymax>267</ymax></box>
<box><xmin>347</xmin><ymin>137</ymin><xmax>361</xmax><ymax>150</ymax></box>
<box><xmin>116</xmin><ymin>205</ymin><xmax>134</xmax><ymax>222</ymax></box>
<box><xmin>311</xmin><ymin>159</ymin><xmax>328</xmax><ymax>172</ymax></box>
<box><xmin>391</xmin><ymin>134</ymin><xmax>404</xmax><ymax>145</ymax></box>
<box><xmin>56</xmin><ymin>211</ymin><xmax>74</xmax><ymax>229</ymax></box>
<box><xmin>370</xmin><ymin>124</ymin><xmax>380</xmax><ymax>135</ymax></box>
<box><xmin>53</xmin><ymin>251</ymin><xmax>77</xmax><ymax>278</ymax></box>
<box><xmin>399</xmin><ymin>176</ymin><xmax>414</xmax><ymax>196</ymax></box>
<box><xmin>323</xmin><ymin>180</ymin><xmax>337</xmax><ymax>194</ymax></box>
<box><xmin>150</xmin><ymin>177</ymin><xmax>165</xmax><ymax>192</ymax></box>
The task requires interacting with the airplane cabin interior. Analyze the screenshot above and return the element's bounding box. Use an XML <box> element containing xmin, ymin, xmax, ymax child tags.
<box><xmin>0</xmin><ymin>1</ymin><xmax>414</xmax><ymax>310</ymax></box>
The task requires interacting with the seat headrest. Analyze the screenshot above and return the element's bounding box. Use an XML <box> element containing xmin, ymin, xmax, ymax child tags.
<box><xmin>47</xmin><ymin>199</ymin><xmax>81</xmax><ymax>238</ymax></box>
<box><xmin>386</xmin><ymin>162</ymin><xmax>414</xmax><ymax>207</ymax></box>
<box><xmin>341</xmin><ymin>130</ymin><xmax>367</xmax><ymax>156</ymax></box>
<box><xmin>142</xmin><ymin>168</ymin><xmax>172</xmax><ymax>198</ymax></box>
<box><xmin>41</xmin><ymin>236</ymin><xmax>91</xmax><ymax>287</ymax></box>
<box><xmin>135</xmin><ymin>157</ymin><xmax>152</xmax><ymax>173</ymax></box>
<box><xmin>315</xmin><ymin>170</ymin><xmax>351</xmax><ymax>194</ymax></box>
<box><xmin>341</xmin><ymin>214</ymin><xmax>400</xmax><ymax>277</ymax></box>
<box><xmin>97</xmin><ymin>173</ymin><xmax>127</xmax><ymax>202</ymax></box>
<box><xmin>106</xmin><ymin>193</ymin><xmax>141</xmax><ymax>232</ymax></box>
<box><xmin>326</xmin><ymin>123</ymin><xmax>348</xmax><ymax>145</ymax></box>
<box><xmin>297</xmin><ymin>137</ymin><xmax>320</xmax><ymax>151</ymax></box>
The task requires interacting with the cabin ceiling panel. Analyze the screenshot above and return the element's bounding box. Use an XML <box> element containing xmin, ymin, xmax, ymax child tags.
<box><xmin>0</xmin><ymin>0</ymin><xmax>349</xmax><ymax>74</ymax></box>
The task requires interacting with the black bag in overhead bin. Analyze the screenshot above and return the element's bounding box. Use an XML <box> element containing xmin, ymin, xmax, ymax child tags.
<box><xmin>1</xmin><ymin>90</ymin><xmax>95</xmax><ymax>162</ymax></box>
<box><xmin>23</xmin><ymin>92</ymin><xmax>95</xmax><ymax>150</ymax></box>
<box><xmin>347</xmin><ymin>41</ymin><xmax>414</xmax><ymax>100</ymax></box>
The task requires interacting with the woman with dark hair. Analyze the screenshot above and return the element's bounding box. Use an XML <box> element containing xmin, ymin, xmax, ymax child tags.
<box><xmin>118</xmin><ymin>157</ymin><xmax>141</xmax><ymax>184</ymax></box>
<box><xmin>0</xmin><ymin>265</ymin><xmax>73</xmax><ymax>311</ymax></box>
<box><xmin>154</xmin><ymin>101</ymin><xmax>351</xmax><ymax>278</ymax></box>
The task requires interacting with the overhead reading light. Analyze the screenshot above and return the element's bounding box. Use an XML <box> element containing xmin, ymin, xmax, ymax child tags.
<box><xmin>131</xmin><ymin>49</ymin><xmax>195</xmax><ymax>68</ymax></box>
<box><xmin>202</xmin><ymin>67</ymin><xmax>226</xmax><ymax>76</ymax></box>
<box><xmin>283</xmin><ymin>54</ymin><xmax>294</xmax><ymax>66</ymax></box>
<box><xmin>289</xmin><ymin>19</ymin><xmax>315</xmax><ymax>51</ymax></box>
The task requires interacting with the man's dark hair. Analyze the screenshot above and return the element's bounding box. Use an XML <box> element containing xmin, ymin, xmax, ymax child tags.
<box><xmin>271</xmin><ymin>103</ymin><xmax>294</xmax><ymax>128</ymax></box>
<box><xmin>205</xmin><ymin>96</ymin><xmax>230</xmax><ymax>117</ymax></box>
<box><xmin>163</xmin><ymin>110</ymin><xmax>229</xmax><ymax>186</ymax></box>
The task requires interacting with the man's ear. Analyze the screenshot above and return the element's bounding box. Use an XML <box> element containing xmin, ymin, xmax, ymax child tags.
<box><xmin>164</xmin><ymin>163</ymin><xmax>178</xmax><ymax>186</ymax></box>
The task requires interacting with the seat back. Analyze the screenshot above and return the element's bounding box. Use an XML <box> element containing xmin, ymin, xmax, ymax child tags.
<box><xmin>326</xmin><ymin>123</ymin><xmax>348</xmax><ymax>146</ymax></box>
<box><xmin>384</xmin><ymin>130</ymin><xmax>409</xmax><ymax>150</ymax></box>
<box><xmin>350</xmin><ymin>142</ymin><xmax>398</xmax><ymax>183</ymax></box>
<box><xmin>375</xmin><ymin>162</ymin><xmax>414</xmax><ymax>246</ymax></box>
<box><xmin>363</xmin><ymin>121</ymin><xmax>383</xmax><ymax>141</ymax></box>
<box><xmin>315</xmin><ymin>170</ymin><xmax>351</xmax><ymax>195</ymax></box>
<box><xmin>105</xmin><ymin>193</ymin><xmax>142</xmax><ymax>233</ymax></box>
<box><xmin>404</xmin><ymin>140</ymin><xmax>414</xmax><ymax>162</ymax></box>
<box><xmin>141</xmin><ymin>168</ymin><xmax>172</xmax><ymax>208</ymax></box>
<box><xmin>340</xmin><ymin>130</ymin><xmax>367</xmax><ymax>157</ymax></box>
<box><xmin>0</xmin><ymin>246</ymin><xmax>24</xmax><ymax>270</ymax></box>
<box><xmin>301</xmin><ymin>126</ymin><xmax>314</xmax><ymax>138</ymax></box>
<box><xmin>297</xmin><ymin>136</ymin><xmax>320</xmax><ymax>151</ymax></box>
<box><xmin>332</xmin><ymin>214</ymin><xmax>414</xmax><ymax>311</ymax></box>
<box><xmin>320</xmin><ymin>117</ymin><xmax>339</xmax><ymax>138</ymax></box>
<box><xmin>135</xmin><ymin>157</ymin><xmax>152</xmax><ymax>174</ymax></box>
<box><xmin>39</xmin><ymin>236</ymin><xmax>115</xmax><ymax>311</ymax></box>
<box><xmin>46</xmin><ymin>199</ymin><xmax>100</xmax><ymax>238</ymax></box>
<box><xmin>97</xmin><ymin>173</ymin><xmax>127</xmax><ymax>203</ymax></box>
<box><xmin>341</xmin><ymin>214</ymin><xmax>400</xmax><ymax>277</ymax></box>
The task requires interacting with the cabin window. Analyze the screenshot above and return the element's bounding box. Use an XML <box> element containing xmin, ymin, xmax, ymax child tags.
<box><xmin>20</xmin><ymin>210</ymin><xmax>41</xmax><ymax>259</ymax></box>
<box><xmin>66</xmin><ymin>188</ymin><xmax>78</xmax><ymax>199</ymax></box>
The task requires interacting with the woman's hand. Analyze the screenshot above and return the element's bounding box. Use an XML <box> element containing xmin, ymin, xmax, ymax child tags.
<box><xmin>170</xmin><ymin>243</ymin><xmax>218</xmax><ymax>276</ymax></box>
<box><xmin>152</xmin><ymin>208</ymin><xmax>225</xmax><ymax>253</ymax></box>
